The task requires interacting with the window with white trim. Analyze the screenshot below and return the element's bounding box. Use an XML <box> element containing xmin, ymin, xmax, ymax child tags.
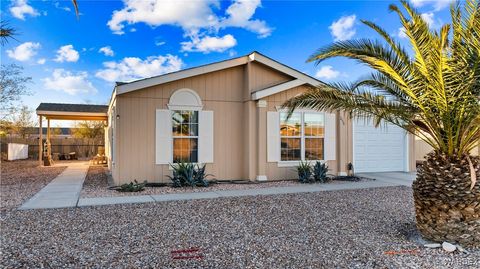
<box><xmin>172</xmin><ymin>110</ymin><xmax>198</xmax><ymax>163</ymax></box>
<box><xmin>280</xmin><ymin>112</ymin><xmax>324</xmax><ymax>161</ymax></box>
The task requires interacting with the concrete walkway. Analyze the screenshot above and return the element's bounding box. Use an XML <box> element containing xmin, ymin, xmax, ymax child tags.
<box><xmin>357</xmin><ymin>172</ymin><xmax>416</xmax><ymax>187</ymax></box>
<box><xmin>19</xmin><ymin>162</ymin><xmax>89</xmax><ymax>210</ymax></box>
<box><xmin>77</xmin><ymin>176</ymin><xmax>409</xmax><ymax>208</ymax></box>
<box><xmin>20</xmin><ymin>166</ymin><xmax>415</xmax><ymax>210</ymax></box>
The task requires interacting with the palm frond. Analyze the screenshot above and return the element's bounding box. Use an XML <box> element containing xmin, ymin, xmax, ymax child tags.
<box><xmin>285</xmin><ymin>0</ymin><xmax>480</xmax><ymax>158</ymax></box>
<box><xmin>0</xmin><ymin>20</ymin><xmax>18</xmax><ymax>46</ymax></box>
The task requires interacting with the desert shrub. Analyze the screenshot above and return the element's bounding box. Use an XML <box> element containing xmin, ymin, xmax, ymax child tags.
<box><xmin>168</xmin><ymin>162</ymin><xmax>212</xmax><ymax>187</ymax></box>
<box><xmin>313</xmin><ymin>161</ymin><xmax>329</xmax><ymax>183</ymax></box>
<box><xmin>117</xmin><ymin>180</ymin><xmax>146</xmax><ymax>192</ymax></box>
<box><xmin>296</xmin><ymin>161</ymin><xmax>312</xmax><ymax>183</ymax></box>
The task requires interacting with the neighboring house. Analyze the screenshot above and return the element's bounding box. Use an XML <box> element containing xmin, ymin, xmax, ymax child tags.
<box><xmin>104</xmin><ymin>51</ymin><xmax>417</xmax><ymax>185</ymax></box>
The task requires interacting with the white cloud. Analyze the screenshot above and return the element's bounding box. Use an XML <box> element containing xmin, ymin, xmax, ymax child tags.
<box><xmin>106</xmin><ymin>0</ymin><xmax>272</xmax><ymax>51</ymax></box>
<box><xmin>6</xmin><ymin>42</ymin><xmax>40</xmax><ymax>61</ymax></box>
<box><xmin>37</xmin><ymin>58</ymin><xmax>46</xmax><ymax>65</ymax></box>
<box><xmin>220</xmin><ymin>0</ymin><xmax>272</xmax><ymax>38</ymax></box>
<box><xmin>398</xmin><ymin>27</ymin><xmax>408</xmax><ymax>39</ymax></box>
<box><xmin>54</xmin><ymin>2</ymin><xmax>71</xmax><ymax>12</ymax></box>
<box><xmin>315</xmin><ymin>66</ymin><xmax>341</xmax><ymax>80</ymax></box>
<box><xmin>54</xmin><ymin>45</ymin><xmax>80</xmax><ymax>62</ymax></box>
<box><xmin>421</xmin><ymin>12</ymin><xmax>435</xmax><ymax>26</ymax></box>
<box><xmin>329</xmin><ymin>15</ymin><xmax>356</xmax><ymax>41</ymax></box>
<box><xmin>155</xmin><ymin>41</ymin><xmax>166</xmax><ymax>46</ymax></box>
<box><xmin>181</xmin><ymin>34</ymin><xmax>237</xmax><ymax>53</ymax></box>
<box><xmin>107</xmin><ymin>0</ymin><xmax>218</xmax><ymax>35</ymax></box>
<box><xmin>410</xmin><ymin>0</ymin><xmax>453</xmax><ymax>11</ymax></box>
<box><xmin>99</xmin><ymin>46</ymin><xmax>115</xmax><ymax>57</ymax></box>
<box><xmin>10</xmin><ymin>0</ymin><xmax>39</xmax><ymax>20</ymax></box>
<box><xmin>95</xmin><ymin>54</ymin><xmax>183</xmax><ymax>82</ymax></box>
<box><xmin>43</xmin><ymin>69</ymin><xmax>97</xmax><ymax>95</ymax></box>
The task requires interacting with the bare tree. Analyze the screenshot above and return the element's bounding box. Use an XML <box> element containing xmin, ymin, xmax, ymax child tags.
<box><xmin>10</xmin><ymin>105</ymin><xmax>36</xmax><ymax>138</ymax></box>
<box><xmin>72</xmin><ymin>121</ymin><xmax>105</xmax><ymax>139</ymax></box>
<box><xmin>72</xmin><ymin>121</ymin><xmax>105</xmax><ymax>157</ymax></box>
<box><xmin>0</xmin><ymin>64</ymin><xmax>32</xmax><ymax>119</ymax></box>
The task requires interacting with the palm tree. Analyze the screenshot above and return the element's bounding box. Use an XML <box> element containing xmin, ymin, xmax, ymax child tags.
<box><xmin>283</xmin><ymin>0</ymin><xmax>479</xmax><ymax>246</ymax></box>
<box><xmin>0</xmin><ymin>1</ymin><xmax>79</xmax><ymax>46</ymax></box>
<box><xmin>0</xmin><ymin>20</ymin><xmax>17</xmax><ymax>45</ymax></box>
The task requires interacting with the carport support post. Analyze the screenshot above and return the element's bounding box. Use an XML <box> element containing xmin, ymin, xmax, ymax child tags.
<box><xmin>38</xmin><ymin>115</ymin><xmax>42</xmax><ymax>165</ymax></box>
<box><xmin>47</xmin><ymin>119</ymin><xmax>51</xmax><ymax>159</ymax></box>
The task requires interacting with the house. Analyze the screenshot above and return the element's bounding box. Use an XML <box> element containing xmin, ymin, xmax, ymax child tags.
<box><xmin>104</xmin><ymin>51</ymin><xmax>417</xmax><ymax>185</ymax></box>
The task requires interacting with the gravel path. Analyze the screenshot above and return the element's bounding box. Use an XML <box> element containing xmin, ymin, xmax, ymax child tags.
<box><xmin>80</xmin><ymin>166</ymin><xmax>369</xmax><ymax>198</ymax></box>
<box><xmin>0</xmin><ymin>160</ymin><xmax>66</xmax><ymax>213</ymax></box>
<box><xmin>2</xmin><ymin>186</ymin><xmax>478</xmax><ymax>268</ymax></box>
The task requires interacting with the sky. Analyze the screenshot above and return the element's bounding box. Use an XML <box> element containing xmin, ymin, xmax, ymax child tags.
<box><xmin>1</xmin><ymin>0</ymin><xmax>455</xmax><ymax>126</ymax></box>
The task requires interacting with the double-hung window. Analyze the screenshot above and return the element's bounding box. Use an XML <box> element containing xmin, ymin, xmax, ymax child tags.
<box><xmin>172</xmin><ymin>110</ymin><xmax>198</xmax><ymax>163</ymax></box>
<box><xmin>280</xmin><ymin>112</ymin><xmax>325</xmax><ymax>161</ymax></box>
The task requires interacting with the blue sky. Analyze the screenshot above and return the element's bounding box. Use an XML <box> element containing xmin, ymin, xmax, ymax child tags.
<box><xmin>1</xmin><ymin>0</ymin><xmax>455</xmax><ymax>125</ymax></box>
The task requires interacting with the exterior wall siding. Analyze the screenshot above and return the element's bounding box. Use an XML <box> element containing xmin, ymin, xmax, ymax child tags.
<box><xmin>113</xmin><ymin>66</ymin><xmax>246</xmax><ymax>184</ymax></box>
<box><xmin>249</xmin><ymin>62</ymin><xmax>293</xmax><ymax>93</ymax></box>
<box><xmin>262</xmin><ymin>86</ymin><xmax>340</xmax><ymax>180</ymax></box>
<box><xmin>109</xmin><ymin>57</ymin><xmax>417</xmax><ymax>185</ymax></box>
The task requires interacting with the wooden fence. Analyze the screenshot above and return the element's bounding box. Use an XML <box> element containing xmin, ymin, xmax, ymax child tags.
<box><xmin>0</xmin><ymin>137</ymin><xmax>104</xmax><ymax>160</ymax></box>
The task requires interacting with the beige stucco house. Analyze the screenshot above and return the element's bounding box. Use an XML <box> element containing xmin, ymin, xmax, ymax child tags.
<box><xmin>105</xmin><ymin>51</ymin><xmax>417</xmax><ymax>185</ymax></box>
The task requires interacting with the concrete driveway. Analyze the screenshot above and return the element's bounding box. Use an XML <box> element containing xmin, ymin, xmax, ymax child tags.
<box><xmin>356</xmin><ymin>172</ymin><xmax>416</xmax><ymax>187</ymax></box>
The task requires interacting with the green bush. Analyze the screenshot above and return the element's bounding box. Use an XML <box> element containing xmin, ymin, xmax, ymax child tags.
<box><xmin>296</xmin><ymin>161</ymin><xmax>312</xmax><ymax>183</ymax></box>
<box><xmin>117</xmin><ymin>180</ymin><xmax>146</xmax><ymax>192</ymax></box>
<box><xmin>313</xmin><ymin>161</ymin><xmax>329</xmax><ymax>183</ymax></box>
<box><xmin>167</xmin><ymin>162</ymin><xmax>212</xmax><ymax>187</ymax></box>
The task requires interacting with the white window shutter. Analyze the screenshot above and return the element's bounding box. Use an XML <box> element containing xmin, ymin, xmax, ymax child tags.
<box><xmin>156</xmin><ymin>109</ymin><xmax>172</xmax><ymax>164</ymax></box>
<box><xmin>198</xmin><ymin>111</ymin><xmax>214</xmax><ymax>163</ymax></box>
<box><xmin>324</xmin><ymin>112</ymin><xmax>336</xmax><ymax>161</ymax></box>
<box><xmin>267</xmin><ymin>111</ymin><xmax>280</xmax><ymax>162</ymax></box>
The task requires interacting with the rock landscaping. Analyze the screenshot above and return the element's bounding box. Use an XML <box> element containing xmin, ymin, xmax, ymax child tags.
<box><xmin>1</xmin><ymin>186</ymin><xmax>479</xmax><ymax>268</ymax></box>
<box><xmin>80</xmin><ymin>165</ymin><xmax>373</xmax><ymax>198</ymax></box>
<box><xmin>0</xmin><ymin>160</ymin><xmax>66</xmax><ymax>213</ymax></box>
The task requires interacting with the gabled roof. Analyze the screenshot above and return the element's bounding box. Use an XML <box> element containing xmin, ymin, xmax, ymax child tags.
<box><xmin>115</xmin><ymin>51</ymin><xmax>325</xmax><ymax>99</ymax></box>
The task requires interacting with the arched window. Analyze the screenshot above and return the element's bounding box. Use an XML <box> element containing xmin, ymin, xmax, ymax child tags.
<box><xmin>168</xmin><ymin>89</ymin><xmax>202</xmax><ymax>163</ymax></box>
<box><xmin>156</xmin><ymin>89</ymin><xmax>213</xmax><ymax>165</ymax></box>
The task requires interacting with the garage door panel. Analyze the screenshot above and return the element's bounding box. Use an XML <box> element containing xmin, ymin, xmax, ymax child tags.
<box><xmin>353</xmin><ymin>119</ymin><xmax>406</xmax><ymax>173</ymax></box>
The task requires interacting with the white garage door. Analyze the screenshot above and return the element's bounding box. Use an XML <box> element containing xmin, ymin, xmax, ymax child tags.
<box><xmin>353</xmin><ymin>119</ymin><xmax>406</xmax><ymax>173</ymax></box>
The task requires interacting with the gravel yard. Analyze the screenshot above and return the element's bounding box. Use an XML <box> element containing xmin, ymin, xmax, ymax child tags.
<box><xmin>2</xmin><ymin>186</ymin><xmax>478</xmax><ymax>268</ymax></box>
<box><xmin>0</xmin><ymin>160</ymin><xmax>66</xmax><ymax>212</ymax></box>
<box><xmin>80</xmin><ymin>165</ymin><xmax>369</xmax><ymax>198</ymax></box>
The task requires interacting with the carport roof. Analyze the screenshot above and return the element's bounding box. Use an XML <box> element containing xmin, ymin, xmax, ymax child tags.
<box><xmin>36</xmin><ymin>103</ymin><xmax>108</xmax><ymax>121</ymax></box>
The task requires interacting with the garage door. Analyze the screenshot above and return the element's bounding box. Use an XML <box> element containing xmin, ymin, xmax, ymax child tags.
<box><xmin>353</xmin><ymin>119</ymin><xmax>406</xmax><ymax>173</ymax></box>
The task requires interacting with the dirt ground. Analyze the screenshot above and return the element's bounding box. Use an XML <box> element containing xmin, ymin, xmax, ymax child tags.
<box><xmin>0</xmin><ymin>160</ymin><xmax>66</xmax><ymax>212</ymax></box>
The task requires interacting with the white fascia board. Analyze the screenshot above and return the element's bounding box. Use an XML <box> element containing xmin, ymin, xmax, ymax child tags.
<box><xmin>249</xmin><ymin>52</ymin><xmax>324</xmax><ymax>87</ymax></box>
<box><xmin>108</xmin><ymin>88</ymin><xmax>116</xmax><ymax>113</ymax></box>
<box><xmin>36</xmin><ymin>111</ymin><xmax>108</xmax><ymax>117</ymax></box>
<box><xmin>251</xmin><ymin>79</ymin><xmax>306</xmax><ymax>100</ymax></box>
<box><xmin>117</xmin><ymin>56</ymin><xmax>249</xmax><ymax>95</ymax></box>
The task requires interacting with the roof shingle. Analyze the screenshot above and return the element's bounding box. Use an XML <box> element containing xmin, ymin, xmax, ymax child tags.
<box><xmin>36</xmin><ymin>103</ymin><xmax>108</xmax><ymax>113</ymax></box>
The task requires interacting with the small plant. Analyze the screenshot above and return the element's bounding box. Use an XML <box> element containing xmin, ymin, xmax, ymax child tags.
<box><xmin>117</xmin><ymin>180</ymin><xmax>146</xmax><ymax>192</ymax></box>
<box><xmin>193</xmin><ymin>164</ymin><xmax>210</xmax><ymax>187</ymax></box>
<box><xmin>296</xmin><ymin>161</ymin><xmax>312</xmax><ymax>183</ymax></box>
<box><xmin>167</xmin><ymin>162</ymin><xmax>213</xmax><ymax>187</ymax></box>
<box><xmin>313</xmin><ymin>161</ymin><xmax>329</xmax><ymax>183</ymax></box>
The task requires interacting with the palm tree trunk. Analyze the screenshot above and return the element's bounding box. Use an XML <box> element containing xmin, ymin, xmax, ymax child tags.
<box><xmin>413</xmin><ymin>152</ymin><xmax>480</xmax><ymax>246</ymax></box>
